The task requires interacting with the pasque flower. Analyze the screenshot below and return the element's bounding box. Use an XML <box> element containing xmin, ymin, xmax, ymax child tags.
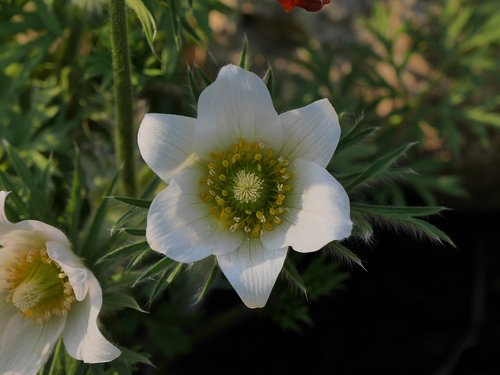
<box><xmin>0</xmin><ymin>192</ymin><xmax>120</xmax><ymax>374</ymax></box>
<box><xmin>138</xmin><ymin>65</ymin><xmax>352</xmax><ymax>308</ymax></box>
<box><xmin>277</xmin><ymin>0</ymin><xmax>331</xmax><ymax>12</ymax></box>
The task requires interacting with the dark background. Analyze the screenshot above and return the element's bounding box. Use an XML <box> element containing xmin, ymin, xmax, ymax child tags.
<box><xmin>167</xmin><ymin>208</ymin><xmax>499</xmax><ymax>375</ymax></box>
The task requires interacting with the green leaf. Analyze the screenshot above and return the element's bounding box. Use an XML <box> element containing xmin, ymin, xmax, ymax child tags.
<box><xmin>149</xmin><ymin>262</ymin><xmax>184</xmax><ymax>303</ymax></box>
<box><xmin>346</xmin><ymin>142</ymin><xmax>416</xmax><ymax>190</ymax></box>
<box><xmin>282</xmin><ymin>258</ymin><xmax>308</xmax><ymax>297</ymax></box>
<box><xmin>66</xmin><ymin>149</ymin><xmax>83</xmax><ymax>249</ymax></box>
<box><xmin>134</xmin><ymin>256</ymin><xmax>173</xmax><ymax>286</ymax></box>
<box><xmin>3</xmin><ymin>141</ymin><xmax>51</xmax><ymax>220</ymax></box>
<box><xmin>187</xmin><ymin>65</ymin><xmax>201</xmax><ymax>103</ymax></box>
<box><xmin>180</xmin><ymin>17</ymin><xmax>204</xmax><ymax>45</ymax></box>
<box><xmin>126</xmin><ymin>0</ymin><xmax>157</xmax><ymax>56</ymax></box>
<box><xmin>328</xmin><ymin>242</ymin><xmax>365</xmax><ymax>270</ymax></box>
<box><xmin>97</xmin><ymin>241</ymin><xmax>150</xmax><ymax>264</ymax></box>
<box><xmin>193</xmin><ymin>257</ymin><xmax>219</xmax><ymax>305</ymax></box>
<box><xmin>404</xmin><ymin>217</ymin><xmax>455</xmax><ymax>247</ymax></box>
<box><xmin>0</xmin><ymin>172</ymin><xmax>28</xmax><ymax>216</ymax></box>
<box><xmin>351</xmin><ymin>203</ymin><xmax>445</xmax><ymax>218</ymax></box>
<box><xmin>337</xmin><ymin>115</ymin><xmax>377</xmax><ymax>152</ymax></box>
<box><xmin>350</xmin><ymin>211</ymin><xmax>373</xmax><ymax>241</ymax></box>
<box><xmin>113</xmin><ymin>347</ymin><xmax>154</xmax><ymax>374</ymax></box>
<box><xmin>193</xmin><ymin>64</ymin><xmax>212</xmax><ymax>87</ymax></box>
<box><xmin>107</xmin><ymin>196</ymin><xmax>151</xmax><ymax>208</ymax></box>
<box><xmin>81</xmin><ymin>171</ymin><xmax>120</xmax><ymax>262</ymax></box>
<box><xmin>103</xmin><ymin>291</ymin><xmax>147</xmax><ymax>313</ymax></box>
<box><xmin>123</xmin><ymin>228</ymin><xmax>146</xmax><ymax>236</ymax></box>
<box><xmin>239</xmin><ymin>36</ymin><xmax>249</xmax><ymax>69</ymax></box>
<box><xmin>263</xmin><ymin>65</ymin><xmax>273</xmax><ymax>96</ymax></box>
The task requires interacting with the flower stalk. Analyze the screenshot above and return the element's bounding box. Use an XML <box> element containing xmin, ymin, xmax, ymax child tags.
<box><xmin>110</xmin><ymin>0</ymin><xmax>136</xmax><ymax>196</ymax></box>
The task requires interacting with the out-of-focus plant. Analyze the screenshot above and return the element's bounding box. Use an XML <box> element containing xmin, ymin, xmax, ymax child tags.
<box><xmin>0</xmin><ymin>0</ymin><xmax>458</xmax><ymax>373</ymax></box>
<box><xmin>277</xmin><ymin>0</ymin><xmax>499</xmax><ymax>205</ymax></box>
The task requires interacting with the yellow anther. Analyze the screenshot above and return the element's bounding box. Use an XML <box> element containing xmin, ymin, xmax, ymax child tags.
<box><xmin>254</xmin><ymin>154</ymin><xmax>262</xmax><ymax>161</ymax></box>
<box><xmin>251</xmin><ymin>225</ymin><xmax>262</xmax><ymax>239</ymax></box>
<box><xmin>222</xmin><ymin>160</ymin><xmax>230</xmax><ymax>168</ymax></box>
<box><xmin>231</xmin><ymin>154</ymin><xmax>241</xmax><ymax>163</ymax></box>
<box><xmin>218</xmin><ymin>174</ymin><xmax>226</xmax><ymax>182</ymax></box>
<box><xmin>264</xmin><ymin>223</ymin><xmax>274</xmax><ymax>231</ymax></box>
<box><xmin>222</xmin><ymin>190</ymin><xmax>228</xmax><ymax>197</ymax></box>
<box><xmin>216</xmin><ymin>197</ymin><xmax>225</xmax><ymax>206</ymax></box>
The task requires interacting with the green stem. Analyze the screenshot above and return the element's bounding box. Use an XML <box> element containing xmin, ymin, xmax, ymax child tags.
<box><xmin>110</xmin><ymin>0</ymin><xmax>137</xmax><ymax>196</ymax></box>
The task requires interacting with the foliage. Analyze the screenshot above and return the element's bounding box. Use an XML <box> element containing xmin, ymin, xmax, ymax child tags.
<box><xmin>0</xmin><ymin>0</ymin><xmax>466</xmax><ymax>373</ymax></box>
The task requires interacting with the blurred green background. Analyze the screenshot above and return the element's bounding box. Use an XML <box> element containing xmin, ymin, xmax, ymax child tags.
<box><xmin>0</xmin><ymin>0</ymin><xmax>499</xmax><ymax>373</ymax></box>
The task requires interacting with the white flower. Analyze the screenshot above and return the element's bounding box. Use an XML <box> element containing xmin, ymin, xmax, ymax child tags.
<box><xmin>0</xmin><ymin>192</ymin><xmax>120</xmax><ymax>375</ymax></box>
<box><xmin>138</xmin><ymin>65</ymin><xmax>352</xmax><ymax>308</ymax></box>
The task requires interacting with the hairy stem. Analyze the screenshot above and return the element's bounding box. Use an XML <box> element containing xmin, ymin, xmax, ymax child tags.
<box><xmin>110</xmin><ymin>0</ymin><xmax>136</xmax><ymax>196</ymax></box>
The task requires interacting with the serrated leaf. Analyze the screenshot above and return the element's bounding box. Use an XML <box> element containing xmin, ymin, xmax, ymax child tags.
<box><xmin>405</xmin><ymin>217</ymin><xmax>455</xmax><ymax>247</ymax></box>
<box><xmin>350</xmin><ymin>211</ymin><xmax>373</xmax><ymax>240</ymax></box>
<box><xmin>126</xmin><ymin>0</ymin><xmax>157</xmax><ymax>56</ymax></box>
<box><xmin>282</xmin><ymin>258</ymin><xmax>308</xmax><ymax>297</ymax></box>
<box><xmin>328</xmin><ymin>242</ymin><xmax>365</xmax><ymax>270</ymax></box>
<box><xmin>346</xmin><ymin>142</ymin><xmax>416</xmax><ymax>190</ymax></box>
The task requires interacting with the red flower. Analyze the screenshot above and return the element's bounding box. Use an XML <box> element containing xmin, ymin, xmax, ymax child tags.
<box><xmin>277</xmin><ymin>0</ymin><xmax>331</xmax><ymax>12</ymax></box>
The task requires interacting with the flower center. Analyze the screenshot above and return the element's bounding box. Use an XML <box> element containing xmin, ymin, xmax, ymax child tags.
<box><xmin>199</xmin><ymin>139</ymin><xmax>293</xmax><ymax>238</ymax></box>
<box><xmin>233</xmin><ymin>170</ymin><xmax>264</xmax><ymax>204</ymax></box>
<box><xmin>5</xmin><ymin>249</ymin><xmax>75</xmax><ymax>323</ymax></box>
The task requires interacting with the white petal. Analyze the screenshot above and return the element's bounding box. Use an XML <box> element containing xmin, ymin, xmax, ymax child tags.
<box><xmin>63</xmin><ymin>273</ymin><xmax>120</xmax><ymax>363</ymax></box>
<box><xmin>217</xmin><ymin>240</ymin><xmax>287</xmax><ymax>308</ymax></box>
<box><xmin>146</xmin><ymin>167</ymin><xmax>243</xmax><ymax>263</ymax></box>
<box><xmin>195</xmin><ymin>64</ymin><xmax>283</xmax><ymax>158</ymax></box>
<box><xmin>0</xmin><ymin>295</ymin><xmax>17</xmax><ymax>338</ymax></box>
<box><xmin>0</xmin><ymin>310</ymin><xmax>65</xmax><ymax>375</ymax></box>
<box><xmin>261</xmin><ymin>159</ymin><xmax>352</xmax><ymax>252</ymax></box>
<box><xmin>138</xmin><ymin>114</ymin><xmax>198</xmax><ymax>184</ymax></box>
<box><xmin>279</xmin><ymin>99</ymin><xmax>341</xmax><ymax>167</ymax></box>
<box><xmin>46</xmin><ymin>241</ymin><xmax>89</xmax><ymax>302</ymax></box>
<box><xmin>0</xmin><ymin>192</ymin><xmax>71</xmax><ymax>249</ymax></box>
<box><xmin>0</xmin><ymin>191</ymin><xmax>11</xmax><ymax>226</ymax></box>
